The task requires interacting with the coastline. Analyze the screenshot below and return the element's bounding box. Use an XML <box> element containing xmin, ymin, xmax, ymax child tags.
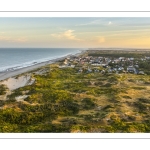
<box><xmin>0</xmin><ymin>49</ymin><xmax>87</xmax><ymax>81</ymax></box>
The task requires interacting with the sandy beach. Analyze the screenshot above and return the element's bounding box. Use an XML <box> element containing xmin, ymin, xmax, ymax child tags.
<box><xmin>0</xmin><ymin>60</ymin><xmax>51</xmax><ymax>81</ymax></box>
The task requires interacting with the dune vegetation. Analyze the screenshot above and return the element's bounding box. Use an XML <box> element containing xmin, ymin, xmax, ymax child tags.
<box><xmin>0</xmin><ymin>50</ymin><xmax>150</xmax><ymax>132</ymax></box>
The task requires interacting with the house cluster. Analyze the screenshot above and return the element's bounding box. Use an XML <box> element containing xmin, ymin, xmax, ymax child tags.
<box><xmin>58</xmin><ymin>55</ymin><xmax>148</xmax><ymax>75</ymax></box>
<box><xmin>58</xmin><ymin>57</ymin><xmax>75</xmax><ymax>68</ymax></box>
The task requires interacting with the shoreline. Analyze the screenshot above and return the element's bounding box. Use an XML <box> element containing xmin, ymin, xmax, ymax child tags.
<box><xmin>0</xmin><ymin>49</ymin><xmax>87</xmax><ymax>81</ymax></box>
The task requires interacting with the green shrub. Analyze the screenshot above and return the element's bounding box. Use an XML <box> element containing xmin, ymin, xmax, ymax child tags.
<box><xmin>138</xmin><ymin>98</ymin><xmax>150</xmax><ymax>103</ymax></box>
<box><xmin>81</xmin><ymin>98</ymin><xmax>96</xmax><ymax>110</ymax></box>
<box><xmin>0</xmin><ymin>84</ymin><xmax>7</xmax><ymax>95</ymax></box>
<box><xmin>122</xmin><ymin>96</ymin><xmax>132</xmax><ymax>99</ymax></box>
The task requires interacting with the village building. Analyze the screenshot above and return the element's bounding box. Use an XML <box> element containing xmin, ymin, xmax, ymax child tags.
<box><xmin>127</xmin><ymin>66</ymin><xmax>137</xmax><ymax>74</ymax></box>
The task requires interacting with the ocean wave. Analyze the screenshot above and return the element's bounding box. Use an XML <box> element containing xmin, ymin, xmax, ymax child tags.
<box><xmin>0</xmin><ymin>50</ymin><xmax>81</xmax><ymax>73</ymax></box>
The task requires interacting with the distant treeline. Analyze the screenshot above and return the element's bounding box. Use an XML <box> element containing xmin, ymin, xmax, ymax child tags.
<box><xmin>88</xmin><ymin>52</ymin><xmax>150</xmax><ymax>58</ymax></box>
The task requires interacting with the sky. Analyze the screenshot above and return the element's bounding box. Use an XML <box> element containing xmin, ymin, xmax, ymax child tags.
<box><xmin>0</xmin><ymin>17</ymin><xmax>150</xmax><ymax>48</ymax></box>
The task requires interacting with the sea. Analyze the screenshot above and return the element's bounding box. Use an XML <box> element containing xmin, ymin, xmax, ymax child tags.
<box><xmin>0</xmin><ymin>48</ymin><xmax>85</xmax><ymax>72</ymax></box>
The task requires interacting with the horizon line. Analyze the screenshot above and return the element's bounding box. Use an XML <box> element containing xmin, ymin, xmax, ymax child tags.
<box><xmin>0</xmin><ymin>47</ymin><xmax>150</xmax><ymax>50</ymax></box>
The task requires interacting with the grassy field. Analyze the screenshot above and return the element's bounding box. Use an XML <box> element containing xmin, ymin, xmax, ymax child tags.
<box><xmin>0</xmin><ymin>51</ymin><xmax>150</xmax><ymax>133</ymax></box>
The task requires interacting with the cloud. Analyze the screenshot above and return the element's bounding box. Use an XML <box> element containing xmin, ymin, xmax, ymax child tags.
<box><xmin>76</xmin><ymin>20</ymin><xmax>102</xmax><ymax>26</ymax></box>
<box><xmin>0</xmin><ymin>32</ymin><xmax>5</xmax><ymax>34</ymax></box>
<box><xmin>108</xmin><ymin>21</ymin><xmax>112</xmax><ymax>25</ymax></box>
<box><xmin>13</xmin><ymin>38</ymin><xmax>27</xmax><ymax>43</ymax></box>
<box><xmin>0</xmin><ymin>36</ymin><xmax>27</xmax><ymax>43</ymax></box>
<box><xmin>0</xmin><ymin>36</ymin><xmax>10</xmax><ymax>41</ymax></box>
<box><xmin>51</xmin><ymin>30</ymin><xmax>81</xmax><ymax>41</ymax></box>
<box><xmin>76</xmin><ymin>20</ymin><xmax>113</xmax><ymax>26</ymax></box>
